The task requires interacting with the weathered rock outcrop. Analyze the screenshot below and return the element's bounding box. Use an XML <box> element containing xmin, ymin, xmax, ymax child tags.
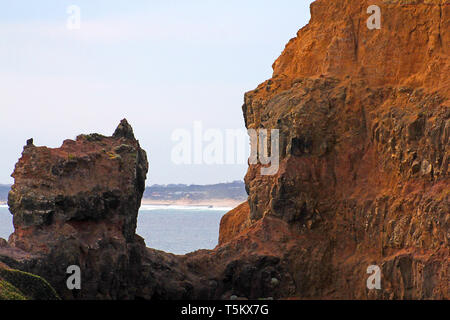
<box><xmin>0</xmin><ymin>0</ymin><xmax>448</xmax><ymax>300</ymax></box>
<box><xmin>2</xmin><ymin>119</ymin><xmax>151</xmax><ymax>299</ymax></box>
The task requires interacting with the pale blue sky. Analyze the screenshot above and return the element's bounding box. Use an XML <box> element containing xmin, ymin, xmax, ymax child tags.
<box><xmin>0</xmin><ymin>0</ymin><xmax>314</xmax><ymax>185</ymax></box>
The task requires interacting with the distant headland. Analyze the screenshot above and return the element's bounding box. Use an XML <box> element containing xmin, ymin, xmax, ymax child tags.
<box><xmin>0</xmin><ymin>181</ymin><xmax>247</xmax><ymax>207</ymax></box>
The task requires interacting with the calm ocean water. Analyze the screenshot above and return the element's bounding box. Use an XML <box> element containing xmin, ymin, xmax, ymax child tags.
<box><xmin>0</xmin><ymin>205</ymin><xmax>228</xmax><ymax>255</ymax></box>
<box><xmin>0</xmin><ymin>206</ymin><xmax>13</xmax><ymax>242</ymax></box>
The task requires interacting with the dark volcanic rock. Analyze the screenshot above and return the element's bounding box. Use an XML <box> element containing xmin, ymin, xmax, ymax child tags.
<box><xmin>3</xmin><ymin>120</ymin><xmax>154</xmax><ymax>299</ymax></box>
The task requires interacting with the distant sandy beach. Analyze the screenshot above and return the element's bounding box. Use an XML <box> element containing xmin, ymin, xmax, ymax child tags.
<box><xmin>141</xmin><ymin>198</ymin><xmax>243</xmax><ymax>209</ymax></box>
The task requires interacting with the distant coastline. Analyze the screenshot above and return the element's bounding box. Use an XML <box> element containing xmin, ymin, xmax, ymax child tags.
<box><xmin>141</xmin><ymin>198</ymin><xmax>242</xmax><ymax>209</ymax></box>
<box><xmin>0</xmin><ymin>200</ymin><xmax>242</xmax><ymax>209</ymax></box>
<box><xmin>0</xmin><ymin>181</ymin><xmax>247</xmax><ymax>209</ymax></box>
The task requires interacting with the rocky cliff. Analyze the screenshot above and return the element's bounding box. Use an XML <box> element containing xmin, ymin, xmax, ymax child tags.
<box><xmin>216</xmin><ymin>0</ymin><xmax>449</xmax><ymax>299</ymax></box>
<box><xmin>236</xmin><ymin>0</ymin><xmax>449</xmax><ymax>299</ymax></box>
<box><xmin>0</xmin><ymin>0</ymin><xmax>448</xmax><ymax>300</ymax></box>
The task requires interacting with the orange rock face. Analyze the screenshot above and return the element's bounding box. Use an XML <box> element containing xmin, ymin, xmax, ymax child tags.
<box><xmin>251</xmin><ymin>0</ymin><xmax>449</xmax><ymax>105</ymax></box>
<box><xmin>235</xmin><ymin>0</ymin><xmax>449</xmax><ymax>299</ymax></box>
<box><xmin>218</xmin><ymin>202</ymin><xmax>251</xmax><ymax>245</ymax></box>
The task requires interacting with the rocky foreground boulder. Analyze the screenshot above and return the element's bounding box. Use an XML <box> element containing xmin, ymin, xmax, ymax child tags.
<box><xmin>0</xmin><ymin>0</ymin><xmax>448</xmax><ymax>300</ymax></box>
<box><xmin>1</xmin><ymin>120</ymin><xmax>150</xmax><ymax>299</ymax></box>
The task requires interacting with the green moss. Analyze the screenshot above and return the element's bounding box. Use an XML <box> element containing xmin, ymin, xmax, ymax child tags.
<box><xmin>0</xmin><ymin>279</ymin><xmax>27</xmax><ymax>300</ymax></box>
<box><xmin>114</xmin><ymin>144</ymin><xmax>134</xmax><ymax>154</ymax></box>
<box><xmin>0</xmin><ymin>269</ymin><xmax>60</xmax><ymax>300</ymax></box>
<box><xmin>79</xmin><ymin>133</ymin><xmax>107</xmax><ymax>142</ymax></box>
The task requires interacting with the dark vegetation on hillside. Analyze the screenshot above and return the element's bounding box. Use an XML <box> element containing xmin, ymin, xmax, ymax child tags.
<box><xmin>144</xmin><ymin>181</ymin><xmax>247</xmax><ymax>201</ymax></box>
<box><xmin>0</xmin><ymin>181</ymin><xmax>248</xmax><ymax>203</ymax></box>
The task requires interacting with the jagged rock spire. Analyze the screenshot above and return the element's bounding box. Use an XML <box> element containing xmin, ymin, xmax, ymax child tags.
<box><xmin>113</xmin><ymin>119</ymin><xmax>135</xmax><ymax>140</ymax></box>
<box><xmin>24</xmin><ymin>138</ymin><xmax>34</xmax><ymax>149</ymax></box>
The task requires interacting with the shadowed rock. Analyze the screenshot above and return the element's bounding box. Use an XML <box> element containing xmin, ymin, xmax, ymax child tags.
<box><xmin>113</xmin><ymin>119</ymin><xmax>136</xmax><ymax>140</ymax></box>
